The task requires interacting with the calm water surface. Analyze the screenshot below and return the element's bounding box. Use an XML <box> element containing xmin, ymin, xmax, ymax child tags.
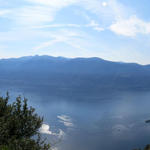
<box><xmin>1</xmin><ymin>87</ymin><xmax>150</xmax><ymax>150</ymax></box>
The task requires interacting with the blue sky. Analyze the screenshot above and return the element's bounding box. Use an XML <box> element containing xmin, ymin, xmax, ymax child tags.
<box><xmin>0</xmin><ymin>0</ymin><xmax>150</xmax><ymax>64</ymax></box>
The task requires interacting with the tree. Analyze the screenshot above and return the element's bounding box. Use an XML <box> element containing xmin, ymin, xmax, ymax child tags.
<box><xmin>0</xmin><ymin>92</ymin><xmax>50</xmax><ymax>150</ymax></box>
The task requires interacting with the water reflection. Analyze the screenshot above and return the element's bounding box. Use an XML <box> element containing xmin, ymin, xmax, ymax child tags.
<box><xmin>1</xmin><ymin>87</ymin><xmax>150</xmax><ymax>150</ymax></box>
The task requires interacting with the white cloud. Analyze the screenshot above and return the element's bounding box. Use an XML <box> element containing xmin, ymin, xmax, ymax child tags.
<box><xmin>39</xmin><ymin>123</ymin><xmax>66</xmax><ymax>150</ymax></box>
<box><xmin>0</xmin><ymin>0</ymin><xmax>77</xmax><ymax>28</ymax></box>
<box><xmin>52</xmin><ymin>148</ymin><xmax>58</xmax><ymax>150</ymax></box>
<box><xmin>17</xmin><ymin>0</ymin><xmax>77</xmax><ymax>26</ymax></box>
<box><xmin>110</xmin><ymin>15</ymin><xmax>150</xmax><ymax>37</ymax></box>
<box><xmin>34</xmin><ymin>39</ymin><xmax>64</xmax><ymax>51</ymax></box>
<box><xmin>31</xmin><ymin>21</ymin><xmax>104</xmax><ymax>33</ymax></box>
<box><xmin>57</xmin><ymin>129</ymin><xmax>65</xmax><ymax>138</ymax></box>
<box><xmin>61</xmin><ymin>121</ymin><xmax>74</xmax><ymax>127</ymax></box>
<box><xmin>33</xmin><ymin>29</ymin><xmax>85</xmax><ymax>51</ymax></box>
<box><xmin>57</xmin><ymin>115</ymin><xmax>72</xmax><ymax>123</ymax></box>
<box><xmin>87</xmin><ymin>20</ymin><xmax>99</xmax><ymax>27</ymax></box>
<box><xmin>0</xmin><ymin>0</ymin><xmax>130</xmax><ymax>33</ymax></box>
<box><xmin>39</xmin><ymin>123</ymin><xmax>65</xmax><ymax>139</ymax></box>
<box><xmin>57</xmin><ymin>115</ymin><xmax>74</xmax><ymax>127</ymax></box>
<box><xmin>39</xmin><ymin>124</ymin><xmax>52</xmax><ymax>135</ymax></box>
<box><xmin>6</xmin><ymin>0</ymin><xmax>129</xmax><ymax>29</ymax></box>
<box><xmin>86</xmin><ymin>20</ymin><xmax>104</xmax><ymax>32</ymax></box>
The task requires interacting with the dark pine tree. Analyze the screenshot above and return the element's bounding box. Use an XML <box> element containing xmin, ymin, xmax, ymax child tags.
<box><xmin>0</xmin><ymin>92</ymin><xmax>50</xmax><ymax>150</ymax></box>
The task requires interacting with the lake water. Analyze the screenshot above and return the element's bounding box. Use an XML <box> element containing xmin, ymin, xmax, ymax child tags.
<box><xmin>1</xmin><ymin>87</ymin><xmax>150</xmax><ymax>150</ymax></box>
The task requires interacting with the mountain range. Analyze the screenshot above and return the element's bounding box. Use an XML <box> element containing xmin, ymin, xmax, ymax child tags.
<box><xmin>0</xmin><ymin>55</ymin><xmax>150</xmax><ymax>96</ymax></box>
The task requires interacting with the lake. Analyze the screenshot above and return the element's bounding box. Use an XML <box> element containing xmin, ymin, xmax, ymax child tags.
<box><xmin>1</xmin><ymin>87</ymin><xmax>150</xmax><ymax>150</ymax></box>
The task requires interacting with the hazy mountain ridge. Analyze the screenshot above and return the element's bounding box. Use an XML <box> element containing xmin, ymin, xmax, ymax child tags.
<box><xmin>0</xmin><ymin>55</ymin><xmax>150</xmax><ymax>94</ymax></box>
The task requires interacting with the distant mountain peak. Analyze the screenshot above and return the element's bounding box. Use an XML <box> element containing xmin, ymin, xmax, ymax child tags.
<box><xmin>0</xmin><ymin>55</ymin><xmax>144</xmax><ymax>66</ymax></box>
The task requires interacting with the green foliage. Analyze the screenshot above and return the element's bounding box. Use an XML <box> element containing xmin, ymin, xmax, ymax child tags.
<box><xmin>0</xmin><ymin>92</ymin><xmax>50</xmax><ymax>150</ymax></box>
<box><xmin>134</xmin><ymin>145</ymin><xmax>150</xmax><ymax>150</ymax></box>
